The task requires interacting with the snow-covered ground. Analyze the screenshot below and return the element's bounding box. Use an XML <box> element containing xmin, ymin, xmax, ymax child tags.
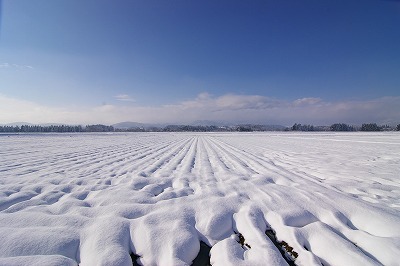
<box><xmin>0</xmin><ymin>132</ymin><xmax>399</xmax><ymax>266</ymax></box>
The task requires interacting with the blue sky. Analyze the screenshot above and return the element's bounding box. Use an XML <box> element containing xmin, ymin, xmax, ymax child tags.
<box><xmin>1</xmin><ymin>0</ymin><xmax>399</xmax><ymax>125</ymax></box>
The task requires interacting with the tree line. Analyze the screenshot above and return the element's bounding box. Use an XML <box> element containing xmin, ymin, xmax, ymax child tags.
<box><xmin>0</xmin><ymin>124</ymin><xmax>113</xmax><ymax>133</ymax></box>
<box><xmin>0</xmin><ymin>123</ymin><xmax>399</xmax><ymax>133</ymax></box>
<box><xmin>291</xmin><ymin>123</ymin><xmax>399</xmax><ymax>132</ymax></box>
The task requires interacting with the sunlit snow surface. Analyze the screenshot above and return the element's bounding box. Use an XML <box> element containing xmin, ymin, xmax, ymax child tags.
<box><xmin>0</xmin><ymin>132</ymin><xmax>399</xmax><ymax>266</ymax></box>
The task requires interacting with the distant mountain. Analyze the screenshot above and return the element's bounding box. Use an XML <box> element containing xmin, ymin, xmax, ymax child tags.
<box><xmin>112</xmin><ymin>121</ymin><xmax>146</xmax><ymax>129</ymax></box>
<box><xmin>112</xmin><ymin>121</ymin><xmax>164</xmax><ymax>129</ymax></box>
<box><xmin>4</xmin><ymin>122</ymin><xmax>33</xmax><ymax>126</ymax></box>
<box><xmin>190</xmin><ymin>120</ymin><xmax>228</xmax><ymax>126</ymax></box>
<box><xmin>39</xmin><ymin>123</ymin><xmax>66</xmax><ymax>126</ymax></box>
<box><xmin>2</xmin><ymin>122</ymin><xmax>72</xmax><ymax>127</ymax></box>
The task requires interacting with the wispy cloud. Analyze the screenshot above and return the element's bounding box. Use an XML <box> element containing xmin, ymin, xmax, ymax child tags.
<box><xmin>166</xmin><ymin>93</ymin><xmax>283</xmax><ymax>111</ymax></box>
<box><xmin>293</xmin><ymin>97</ymin><xmax>322</xmax><ymax>106</ymax></box>
<box><xmin>1</xmin><ymin>93</ymin><xmax>399</xmax><ymax>126</ymax></box>
<box><xmin>0</xmin><ymin>63</ymin><xmax>33</xmax><ymax>69</ymax></box>
<box><xmin>114</xmin><ymin>94</ymin><xmax>135</xmax><ymax>102</ymax></box>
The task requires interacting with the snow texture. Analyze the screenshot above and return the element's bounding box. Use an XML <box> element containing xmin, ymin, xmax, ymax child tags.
<box><xmin>0</xmin><ymin>132</ymin><xmax>399</xmax><ymax>265</ymax></box>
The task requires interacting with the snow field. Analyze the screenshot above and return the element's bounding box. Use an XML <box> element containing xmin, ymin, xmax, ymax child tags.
<box><xmin>0</xmin><ymin>132</ymin><xmax>399</xmax><ymax>265</ymax></box>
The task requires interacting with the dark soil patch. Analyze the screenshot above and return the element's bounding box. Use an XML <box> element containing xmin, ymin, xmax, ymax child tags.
<box><xmin>191</xmin><ymin>241</ymin><xmax>211</xmax><ymax>266</ymax></box>
<box><xmin>130</xmin><ymin>252</ymin><xmax>141</xmax><ymax>266</ymax></box>
<box><xmin>265</xmin><ymin>229</ymin><xmax>297</xmax><ymax>266</ymax></box>
<box><xmin>235</xmin><ymin>232</ymin><xmax>251</xmax><ymax>249</ymax></box>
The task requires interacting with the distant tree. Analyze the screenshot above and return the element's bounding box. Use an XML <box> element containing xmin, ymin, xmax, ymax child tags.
<box><xmin>291</xmin><ymin>123</ymin><xmax>316</xmax><ymax>131</ymax></box>
<box><xmin>291</xmin><ymin>123</ymin><xmax>300</xmax><ymax>131</ymax></box>
<box><xmin>85</xmin><ymin>124</ymin><xmax>114</xmax><ymax>132</ymax></box>
<box><xmin>330</xmin><ymin>123</ymin><xmax>354</xmax><ymax>131</ymax></box>
<box><xmin>237</xmin><ymin>125</ymin><xmax>252</xmax><ymax>132</ymax></box>
<box><xmin>397</xmin><ymin>124</ymin><xmax>400</xmax><ymax>131</ymax></box>
<box><xmin>380</xmin><ymin>124</ymin><xmax>393</xmax><ymax>131</ymax></box>
<box><xmin>361</xmin><ymin>123</ymin><xmax>381</xmax><ymax>131</ymax></box>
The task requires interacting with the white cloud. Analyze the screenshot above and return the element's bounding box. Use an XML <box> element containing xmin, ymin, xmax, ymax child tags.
<box><xmin>167</xmin><ymin>94</ymin><xmax>282</xmax><ymax>111</ymax></box>
<box><xmin>0</xmin><ymin>63</ymin><xmax>33</xmax><ymax>69</ymax></box>
<box><xmin>216</xmin><ymin>94</ymin><xmax>271</xmax><ymax>110</ymax></box>
<box><xmin>293</xmin><ymin>97</ymin><xmax>322</xmax><ymax>106</ymax></box>
<box><xmin>114</xmin><ymin>94</ymin><xmax>135</xmax><ymax>102</ymax></box>
<box><xmin>0</xmin><ymin>93</ymin><xmax>399</xmax><ymax>126</ymax></box>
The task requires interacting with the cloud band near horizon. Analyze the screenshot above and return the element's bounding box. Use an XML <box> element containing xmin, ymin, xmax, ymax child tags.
<box><xmin>0</xmin><ymin>93</ymin><xmax>399</xmax><ymax>126</ymax></box>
